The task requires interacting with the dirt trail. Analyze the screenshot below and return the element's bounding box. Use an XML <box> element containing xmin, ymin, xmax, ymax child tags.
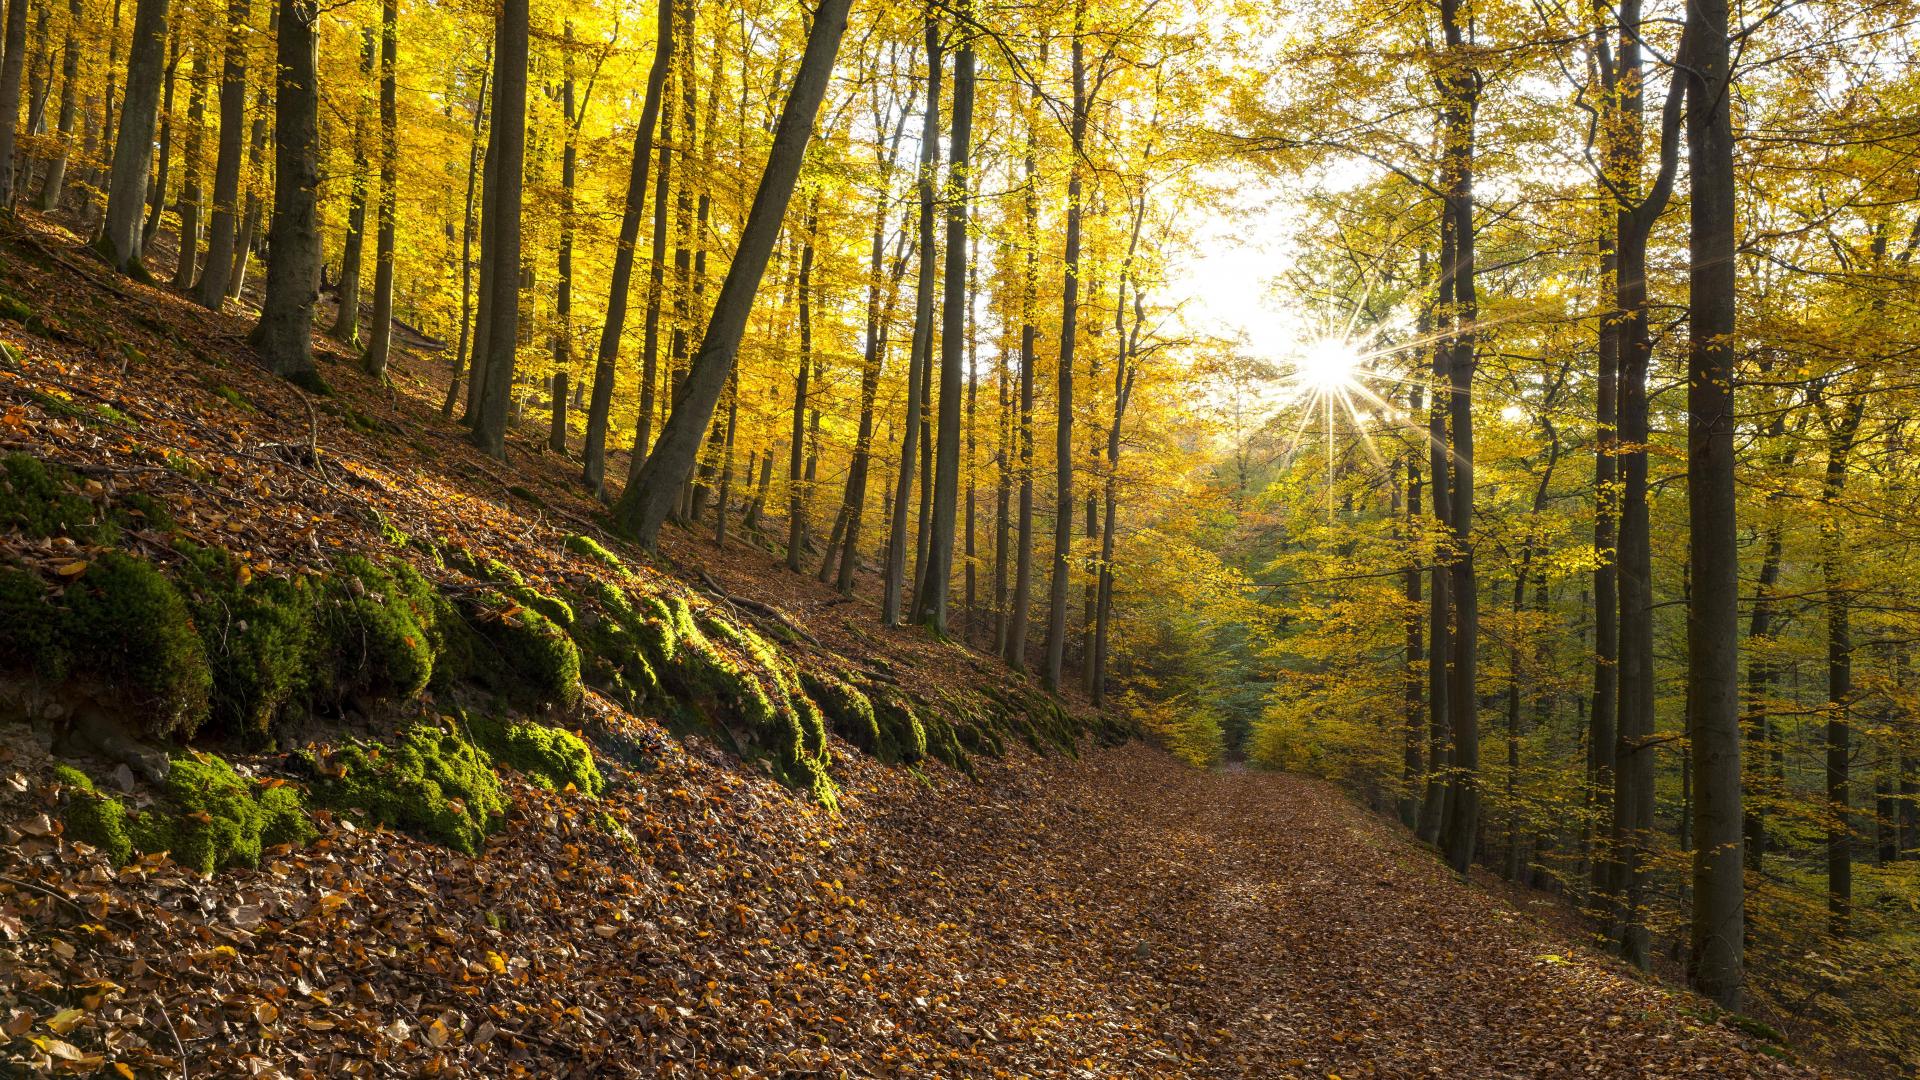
<box><xmin>868</xmin><ymin>744</ymin><xmax>1822</xmax><ymax>1078</ymax></box>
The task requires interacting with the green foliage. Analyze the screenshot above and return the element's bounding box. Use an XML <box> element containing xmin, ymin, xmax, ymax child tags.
<box><xmin>467</xmin><ymin>712</ymin><xmax>604</xmax><ymax>795</ymax></box>
<box><xmin>0</xmin><ymin>452</ymin><xmax>108</xmax><ymax>541</ymax></box>
<box><xmin>111</xmin><ymin>490</ymin><xmax>175</xmax><ymax>533</ymax></box>
<box><xmin>305</xmin><ymin>723</ymin><xmax>506</xmax><ymax>855</ymax></box>
<box><xmin>0</xmin><ymin>564</ymin><xmax>66</xmax><ymax>681</ymax></box>
<box><xmin>563</xmin><ymin>534</ymin><xmax>638</xmax><ymax>582</ymax></box>
<box><xmin>65</xmin><ymin>551</ymin><xmax>212</xmax><ymax>741</ymax></box>
<box><xmin>175</xmin><ymin>543</ymin><xmax>319</xmax><ymax>741</ymax></box>
<box><xmin>801</xmin><ymin>671</ymin><xmax>879</xmax><ymax>753</ymax></box>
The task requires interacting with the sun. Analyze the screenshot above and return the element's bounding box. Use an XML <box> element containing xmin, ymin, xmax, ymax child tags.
<box><xmin>1294</xmin><ymin>338</ymin><xmax>1362</xmax><ymax>392</ymax></box>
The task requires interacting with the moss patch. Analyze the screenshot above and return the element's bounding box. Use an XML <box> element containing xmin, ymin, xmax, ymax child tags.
<box><xmin>137</xmin><ymin>753</ymin><xmax>317</xmax><ymax>874</ymax></box>
<box><xmin>304</xmin><ymin>722</ymin><xmax>506</xmax><ymax>856</ymax></box>
<box><xmin>465</xmin><ymin>590</ymin><xmax>582</xmax><ymax>709</ymax></box>
<box><xmin>316</xmin><ymin>556</ymin><xmax>441</xmax><ymax>704</ymax></box>
<box><xmin>175</xmin><ymin>543</ymin><xmax>319</xmax><ymax>741</ymax></box>
<box><xmin>801</xmin><ymin>671</ymin><xmax>879</xmax><ymax>754</ymax></box>
<box><xmin>0</xmin><ymin>564</ymin><xmax>66</xmax><ymax>681</ymax></box>
<box><xmin>568</xmin><ymin>581</ymin><xmax>662</xmax><ymax>706</ymax></box>
<box><xmin>867</xmin><ymin>685</ymin><xmax>928</xmax><ymax>765</ymax></box>
<box><xmin>53</xmin><ymin>764</ymin><xmax>132</xmax><ymax>865</ymax></box>
<box><xmin>563</xmin><ymin>534</ymin><xmax>638</xmax><ymax>582</ymax></box>
<box><xmin>0</xmin><ymin>453</ymin><xmax>109</xmax><ymax>541</ymax></box>
<box><xmin>466</xmin><ymin>712</ymin><xmax>604</xmax><ymax>795</ymax></box>
<box><xmin>65</xmin><ymin>551</ymin><xmax>212</xmax><ymax>741</ymax></box>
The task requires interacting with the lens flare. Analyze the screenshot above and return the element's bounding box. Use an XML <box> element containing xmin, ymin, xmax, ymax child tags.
<box><xmin>1294</xmin><ymin>338</ymin><xmax>1362</xmax><ymax>392</ymax></box>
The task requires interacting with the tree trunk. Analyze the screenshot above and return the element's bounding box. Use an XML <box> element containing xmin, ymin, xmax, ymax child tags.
<box><xmin>1683</xmin><ymin>0</ymin><xmax>1744</xmax><ymax>1007</ymax></box>
<box><xmin>443</xmin><ymin>56</ymin><xmax>489</xmax><ymax>416</ymax></box>
<box><xmin>34</xmin><ymin>0</ymin><xmax>82</xmax><ymax>211</ymax></box>
<box><xmin>93</xmin><ymin>0</ymin><xmax>170</xmax><ymax>274</ymax></box>
<box><xmin>467</xmin><ymin>0</ymin><xmax>529</xmax><ymax>459</ymax></box>
<box><xmin>1416</xmin><ymin>200</ymin><xmax>1454</xmax><ymax>850</ymax></box>
<box><xmin>142</xmin><ymin>26</ymin><xmax>178</xmax><ymax>250</ymax></box>
<box><xmin>193</xmin><ymin>0</ymin><xmax>249</xmax><ymax>307</ymax></box>
<box><xmin>627</xmin><ymin>2</ymin><xmax>678</xmax><ymax>483</ymax></box>
<box><xmin>582</xmin><ymin>0</ymin><xmax>672</xmax><ymax>496</ymax></box>
<box><xmin>786</xmin><ymin>206</ymin><xmax>818</xmax><ymax>572</ymax></box>
<box><xmin>331</xmin><ymin>29</ymin><xmax>375</xmax><ymax>343</ymax></box>
<box><xmin>170</xmin><ymin>36</ymin><xmax>207</xmax><ymax>290</ymax></box>
<box><xmin>246</xmin><ymin>0</ymin><xmax>320</xmax><ymax>382</ymax></box>
<box><xmin>610</xmin><ymin>0</ymin><xmax>854</xmax><ymax>547</ymax></box>
<box><xmin>1043</xmin><ymin>8</ymin><xmax>1088</xmax><ymax>692</ymax></box>
<box><xmin>883</xmin><ymin>15</ymin><xmax>941</xmax><ymax>625</ymax></box>
<box><xmin>362</xmin><ymin>0</ymin><xmax>399</xmax><ymax>378</ymax></box>
<box><xmin>1820</xmin><ymin>398</ymin><xmax>1864</xmax><ymax>936</ymax></box>
<box><xmin>0</xmin><ymin>0</ymin><xmax>32</xmax><ymax>208</ymax></box>
<box><xmin>914</xmin><ymin>30</ymin><xmax>974</xmax><ymax>632</ymax></box>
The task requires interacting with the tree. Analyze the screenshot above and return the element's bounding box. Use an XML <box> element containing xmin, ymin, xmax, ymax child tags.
<box><xmin>468</xmin><ymin>0</ymin><xmax>531</xmax><ymax>460</ymax></box>
<box><xmin>1042</xmin><ymin>0</ymin><xmax>1089</xmax><ymax>691</ymax></box>
<box><xmin>247</xmin><ymin>0</ymin><xmax>320</xmax><ymax>382</ymax></box>
<box><xmin>361</xmin><ymin>0</ymin><xmax>399</xmax><ymax>379</ymax></box>
<box><xmin>193</xmin><ymin>0</ymin><xmax>250</xmax><ymax>307</ymax></box>
<box><xmin>0</xmin><ymin>0</ymin><xmax>30</xmax><ymax>208</ymax></box>
<box><xmin>92</xmin><ymin>0</ymin><xmax>172</xmax><ymax>274</ymax></box>
<box><xmin>612</xmin><ymin>0</ymin><xmax>857</xmax><ymax>547</ymax></box>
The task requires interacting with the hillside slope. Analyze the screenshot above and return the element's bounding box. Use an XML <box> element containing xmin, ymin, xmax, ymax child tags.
<box><xmin>0</xmin><ymin>216</ymin><xmax>1826</xmax><ymax>1077</ymax></box>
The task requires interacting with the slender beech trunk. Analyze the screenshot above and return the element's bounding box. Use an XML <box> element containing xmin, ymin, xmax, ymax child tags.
<box><xmin>1683</xmin><ymin>0</ymin><xmax>1743</xmax><ymax>1007</ymax></box>
<box><xmin>34</xmin><ymin>0</ymin><xmax>82</xmax><ymax>211</ymax></box>
<box><xmin>1417</xmin><ymin>200</ymin><xmax>1454</xmax><ymax>849</ymax></box>
<box><xmin>550</xmin><ymin>29</ymin><xmax>578</xmax><ymax>451</ymax></box>
<box><xmin>332</xmin><ymin>29</ymin><xmax>375</xmax><ymax>343</ymax></box>
<box><xmin>915</xmin><ymin>28</ymin><xmax>974</xmax><ymax>632</ymax></box>
<box><xmin>1436</xmin><ymin>0</ymin><xmax>1481</xmax><ymax>873</ymax></box>
<box><xmin>582</xmin><ymin>0</ymin><xmax>672</xmax><ymax>496</ymax></box>
<box><xmin>883</xmin><ymin>16</ymin><xmax>941</xmax><ymax>624</ymax></box>
<box><xmin>0</xmin><ymin>0</ymin><xmax>32</xmax><ymax>207</ymax></box>
<box><xmin>362</xmin><ymin>0</ymin><xmax>399</xmax><ymax>378</ymax></box>
<box><xmin>468</xmin><ymin>0</ymin><xmax>529</xmax><ymax>459</ymax></box>
<box><xmin>142</xmin><ymin>27</ymin><xmax>178</xmax><ymax>249</ymax></box>
<box><xmin>786</xmin><ymin>206</ymin><xmax>818</xmax><ymax>571</ymax></box>
<box><xmin>1403</xmin><ymin>392</ymin><xmax>1425</xmax><ymax>829</ymax></box>
<box><xmin>1043</xmin><ymin>6</ymin><xmax>1089</xmax><ymax>691</ymax></box>
<box><xmin>225</xmin><ymin>38</ymin><xmax>271</xmax><ymax>301</ymax></box>
<box><xmin>93</xmin><ymin>0</ymin><xmax>169</xmax><ymax>274</ymax></box>
<box><xmin>444</xmin><ymin>58</ymin><xmax>489</xmax><ymax>415</ymax></box>
<box><xmin>628</xmin><ymin>6</ymin><xmax>678</xmax><ymax>482</ymax></box>
<box><xmin>193</xmin><ymin>0</ymin><xmax>249</xmax><ymax>307</ymax></box>
<box><xmin>1591</xmin><ymin>220</ymin><xmax>1620</xmax><ymax>900</ymax></box>
<box><xmin>611</xmin><ymin>0</ymin><xmax>854</xmax><ymax>547</ymax></box>
<box><xmin>170</xmin><ymin>36</ymin><xmax>207</xmax><ymax>290</ymax></box>
<box><xmin>1820</xmin><ymin>397</ymin><xmax>1865</xmax><ymax>936</ymax></box>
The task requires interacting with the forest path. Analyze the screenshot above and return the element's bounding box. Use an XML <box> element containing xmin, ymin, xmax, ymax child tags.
<box><xmin>872</xmin><ymin>744</ymin><xmax>1821</xmax><ymax>1078</ymax></box>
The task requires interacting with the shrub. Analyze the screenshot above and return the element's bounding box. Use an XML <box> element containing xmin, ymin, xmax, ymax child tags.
<box><xmin>467</xmin><ymin>712</ymin><xmax>604</xmax><ymax>795</ymax></box>
<box><xmin>64</xmin><ymin>551</ymin><xmax>212</xmax><ymax>741</ymax></box>
<box><xmin>305</xmin><ymin>723</ymin><xmax>506</xmax><ymax>856</ymax></box>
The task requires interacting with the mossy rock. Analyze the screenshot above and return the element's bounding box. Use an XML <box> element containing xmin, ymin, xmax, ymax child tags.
<box><xmin>58</xmin><ymin>755</ymin><xmax>316</xmax><ymax>874</ymax></box>
<box><xmin>563</xmin><ymin>534</ymin><xmax>637</xmax><ymax>582</ymax></box>
<box><xmin>866</xmin><ymin>685</ymin><xmax>927</xmax><ymax>765</ymax></box>
<box><xmin>0</xmin><ymin>564</ymin><xmax>67</xmax><ymax>681</ymax></box>
<box><xmin>304</xmin><ymin>722</ymin><xmax>506</xmax><ymax>855</ymax></box>
<box><xmin>567</xmin><ymin>581</ymin><xmax>662</xmax><ymax>706</ymax></box>
<box><xmin>65</xmin><ymin>551</ymin><xmax>212</xmax><ymax>741</ymax></box>
<box><xmin>175</xmin><ymin>543</ymin><xmax>320</xmax><ymax>742</ymax></box>
<box><xmin>465</xmin><ymin>590</ymin><xmax>582</xmax><ymax>709</ymax></box>
<box><xmin>467</xmin><ymin>712</ymin><xmax>604</xmax><ymax>795</ymax></box>
<box><xmin>800</xmin><ymin>671</ymin><xmax>879</xmax><ymax>754</ymax></box>
<box><xmin>53</xmin><ymin>764</ymin><xmax>132</xmax><ymax>865</ymax></box>
<box><xmin>0</xmin><ymin>453</ymin><xmax>110</xmax><ymax>541</ymax></box>
<box><xmin>316</xmin><ymin>555</ymin><xmax>441</xmax><ymax>704</ymax></box>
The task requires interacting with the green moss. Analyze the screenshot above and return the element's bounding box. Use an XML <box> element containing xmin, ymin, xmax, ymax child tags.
<box><xmin>568</xmin><ymin>582</ymin><xmax>661</xmax><ymax>706</ymax></box>
<box><xmin>56</xmin><ymin>767</ymin><xmax>133</xmax><ymax>866</ymax></box>
<box><xmin>563</xmin><ymin>534</ymin><xmax>637</xmax><ymax>582</ymax></box>
<box><xmin>0</xmin><ymin>292</ymin><xmax>31</xmax><ymax>322</ymax></box>
<box><xmin>306</xmin><ymin>723</ymin><xmax>506</xmax><ymax>855</ymax></box>
<box><xmin>868</xmin><ymin>686</ymin><xmax>927</xmax><ymax>765</ymax></box>
<box><xmin>64</xmin><ymin>551</ymin><xmax>212</xmax><ymax>741</ymax></box>
<box><xmin>210</xmin><ymin>384</ymin><xmax>256</xmax><ymax>411</ymax></box>
<box><xmin>669</xmin><ymin>608</ymin><xmax>833</xmax><ymax>804</ymax></box>
<box><xmin>111</xmin><ymin>490</ymin><xmax>175</xmax><ymax>533</ymax></box>
<box><xmin>175</xmin><ymin>543</ymin><xmax>319</xmax><ymax>741</ymax></box>
<box><xmin>75</xmin><ymin>753</ymin><xmax>320</xmax><ymax>874</ymax></box>
<box><xmin>317</xmin><ymin>555</ymin><xmax>439</xmax><ymax>703</ymax></box>
<box><xmin>801</xmin><ymin>672</ymin><xmax>879</xmax><ymax>754</ymax></box>
<box><xmin>0</xmin><ymin>453</ymin><xmax>109</xmax><ymax>541</ymax></box>
<box><xmin>0</xmin><ymin>564</ymin><xmax>66</xmax><ymax>681</ymax></box>
<box><xmin>467</xmin><ymin>712</ymin><xmax>604</xmax><ymax>795</ymax></box>
<box><xmin>919</xmin><ymin>707</ymin><xmax>969</xmax><ymax>772</ymax></box>
<box><xmin>467</xmin><ymin>590</ymin><xmax>582</xmax><ymax>709</ymax></box>
<box><xmin>286</xmin><ymin>368</ymin><xmax>333</xmax><ymax>396</ymax></box>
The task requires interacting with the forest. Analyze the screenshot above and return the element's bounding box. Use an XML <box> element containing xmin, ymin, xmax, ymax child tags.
<box><xmin>0</xmin><ymin>0</ymin><xmax>1917</xmax><ymax>1070</ymax></box>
